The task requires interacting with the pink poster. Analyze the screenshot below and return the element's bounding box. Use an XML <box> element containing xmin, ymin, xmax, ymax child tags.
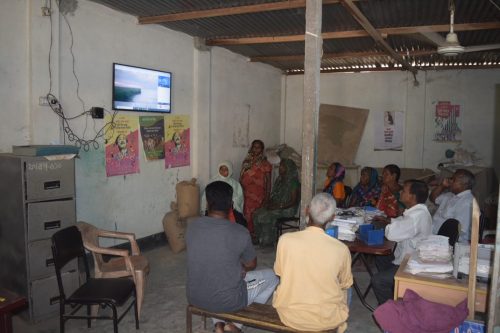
<box><xmin>165</xmin><ymin>115</ymin><xmax>190</xmax><ymax>169</ymax></box>
<box><xmin>105</xmin><ymin>114</ymin><xmax>140</xmax><ymax>177</ymax></box>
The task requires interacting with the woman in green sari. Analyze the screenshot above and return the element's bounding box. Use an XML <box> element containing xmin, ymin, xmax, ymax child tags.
<box><xmin>253</xmin><ymin>159</ymin><xmax>300</xmax><ymax>246</ymax></box>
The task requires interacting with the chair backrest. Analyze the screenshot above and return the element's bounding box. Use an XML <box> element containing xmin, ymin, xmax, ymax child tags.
<box><xmin>76</xmin><ymin>221</ymin><xmax>105</xmax><ymax>271</ymax></box>
<box><xmin>437</xmin><ymin>219</ymin><xmax>460</xmax><ymax>247</ymax></box>
<box><xmin>51</xmin><ymin>226</ymin><xmax>89</xmax><ymax>298</ymax></box>
<box><xmin>342</xmin><ymin>186</ymin><xmax>353</xmax><ymax>208</ymax></box>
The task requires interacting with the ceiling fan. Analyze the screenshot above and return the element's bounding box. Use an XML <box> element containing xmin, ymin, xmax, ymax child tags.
<box><xmin>419</xmin><ymin>0</ymin><xmax>500</xmax><ymax>56</ymax></box>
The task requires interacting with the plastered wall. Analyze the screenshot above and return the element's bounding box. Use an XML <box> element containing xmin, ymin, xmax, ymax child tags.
<box><xmin>283</xmin><ymin>70</ymin><xmax>500</xmax><ymax>172</ymax></box>
<box><xmin>0</xmin><ymin>0</ymin><xmax>281</xmax><ymax>239</ymax></box>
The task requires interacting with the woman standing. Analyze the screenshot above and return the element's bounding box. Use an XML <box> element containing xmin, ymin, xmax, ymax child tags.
<box><xmin>240</xmin><ymin>140</ymin><xmax>272</xmax><ymax>236</ymax></box>
<box><xmin>348</xmin><ymin>167</ymin><xmax>381</xmax><ymax>207</ymax></box>
<box><xmin>253</xmin><ymin>159</ymin><xmax>300</xmax><ymax>246</ymax></box>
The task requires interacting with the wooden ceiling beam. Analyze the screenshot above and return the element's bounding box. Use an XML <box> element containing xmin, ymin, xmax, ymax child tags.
<box><xmin>339</xmin><ymin>0</ymin><xmax>416</xmax><ymax>74</ymax></box>
<box><xmin>138</xmin><ymin>0</ymin><xmax>347</xmax><ymax>24</ymax></box>
<box><xmin>250</xmin><ymin>49</ymin><xmax>436</xmax><ymax>62</ymax></box>
<box><xmin>206</xmin><ymin>22</ymin><xmax>500</xmax><ymax>45</ymax></box>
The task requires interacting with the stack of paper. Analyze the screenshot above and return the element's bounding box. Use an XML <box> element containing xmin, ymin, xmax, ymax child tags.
<box><xmin>417</xmin><ymin>235</ymin><xmax>452</xmax><ymax>262</ymax></box>
<box><xmin>363</xmin><ymin>208</ymin><xmax>385</xmax><ymax>223</ymax></box>
<box><xmin>458</xmin><ymin>257</ymin><xmax>492</xmax><ymax>278</ymax></box>
<box><xmin>326</xmin><ymin>220</ymin><xmax>357</xmax><ymax>241</ymax></box>
<box><xmin>406</xmin><ymin>253</ymin><xmax>454</xmax><ymax>275</ymax></box>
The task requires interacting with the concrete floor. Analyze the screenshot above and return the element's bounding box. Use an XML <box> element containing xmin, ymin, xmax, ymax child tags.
<box><xmin>13</xmin><ymin>243</ymin><xmax>383</xmax><ymax>333</ymax></box>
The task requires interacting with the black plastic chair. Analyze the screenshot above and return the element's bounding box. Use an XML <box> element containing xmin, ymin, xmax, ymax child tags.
<box><xmin>437</xmin><ymin>218</ymin><xmax>460</xmax><ymax>248</ymax></box>
<box><xmin>51</xmin><ymin>226</ymin><xmax>139</xmax><ymax>333</ymax></box>
<box><xmin>275</xmin><ymin>216</ymin><xmax>300</xmax><ymax>241</ymax></box>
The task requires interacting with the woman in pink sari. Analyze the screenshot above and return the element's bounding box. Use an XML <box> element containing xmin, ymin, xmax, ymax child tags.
<box><xmin>240</xmin><ymin>140</ymin><xmax>272</xmax><ymax>237</ymax></box>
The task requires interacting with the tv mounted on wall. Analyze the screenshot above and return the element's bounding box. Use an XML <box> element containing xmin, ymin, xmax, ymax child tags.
<box><xmin>112</xmin><ymin>63</ymin><xmax>171</xmax><ymax>113</ymax></box>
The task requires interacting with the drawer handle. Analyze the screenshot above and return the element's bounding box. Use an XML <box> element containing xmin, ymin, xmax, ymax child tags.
<box><xmin>49</xmin><ymin>296</ymin><xmax>60</xmax><ymax>305</ymax></box>
<box><xmin>46</xmin><ymin>258</ymin><xmax>54</xmax><ymax>267</ymax></box>
<box><xmin>44</xmin><ymin>221</ymin><xmax>61</xmax><ymax>230</ymax></box>
<box><xmin>44</xmin><ymin>180</ymin><xmax>60</xmax><ymax>190</ymax></box>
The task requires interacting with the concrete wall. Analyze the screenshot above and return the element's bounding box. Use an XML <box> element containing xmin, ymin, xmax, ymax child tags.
<box><xmin>494</xmin><ymin>85</ymin><xmax>500</xmax><ymax>180</ymax></box>
<box><xmin>283</xmin><ymin>70</ymin><xmax>500</xmax><ymax>172</ymax></box>
<box><xmin>0</xmin><ymin>0</ymin><xmax>281</xmax><ymax>240</ymax></box>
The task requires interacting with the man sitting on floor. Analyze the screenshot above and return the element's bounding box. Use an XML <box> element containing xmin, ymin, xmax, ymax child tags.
<box><xmin>272</xmin><ymin>193</ymin><xmax>353</xmax><ymax>333</ymax></box>
<box><xmin>430</xmin><ymin>169</ymin><xmax>475</xmax><ymax>242</ymax></box>
<box><xmin>186</xmin><ymin>181</ymin><xmax>278</xmax><ymax>333</ymax></box>
<box><xmin>371</xmin><ymin>180</ymin><xmax>432</xmax><ymax>305</ymax></box>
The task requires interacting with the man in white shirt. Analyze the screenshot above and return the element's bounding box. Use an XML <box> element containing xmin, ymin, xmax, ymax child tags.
<box><xmin>371</xmin><ymin>180</ymin><xmax>432</xmax><ymax>305</ymax></box>
<box><xmin>430</xmin><ymin>169</ymin><xmax>475</xmax><ymax>242</ymax></box>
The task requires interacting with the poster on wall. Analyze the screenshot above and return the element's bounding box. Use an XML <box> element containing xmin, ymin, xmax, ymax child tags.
<box><xmin>434</xmin><ymin>101</ymin><xmax>462</xmax><ymax>142</ymax></box>
<box><xmin>165</xmin><ymin>115</ymin><xmax>190</xmax><ymax>168</ymax></box>
<box><xmin>104</xmin><ymin>114</ymin><xmax>140</xmax><ymax>177</ymax></box>
<box><xmin>374</xmin><ymin>111</ymin><xmax>404</xmax><ymax>151</ymax></box>
<box><xmin>139</xmin><ymin>116</ymin><xmax>165</xmax><ymax>160</ymax></box>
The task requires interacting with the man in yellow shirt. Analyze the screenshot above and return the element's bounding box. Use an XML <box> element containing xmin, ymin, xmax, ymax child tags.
<box><xmin>272</xmin><ymin>193</ymin><xmax>353</xmax><ymax>332</ymax></box>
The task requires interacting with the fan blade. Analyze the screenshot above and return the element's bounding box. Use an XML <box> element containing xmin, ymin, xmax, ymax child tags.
<box><xmin>420</xmin><ymin>31</ymin><xmax>448</xmax><ymax>47</ymax></box>
<box><xmin>464</xmin><ymin>44</ymin><xmax>500</xmax><ymax>53</ymax></box>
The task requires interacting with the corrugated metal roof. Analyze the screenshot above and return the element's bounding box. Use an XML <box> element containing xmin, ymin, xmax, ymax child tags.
<box><xmin>88</xmin><ymin>0</ymin><xmax>500</xmax><ymax>73</ymax></box>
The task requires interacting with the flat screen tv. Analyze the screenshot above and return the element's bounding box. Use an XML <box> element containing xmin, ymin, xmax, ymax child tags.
<box><xmin>112</xmin><ymin>63</ymin><xmax>171</xmax><ymax>113</ymax></box>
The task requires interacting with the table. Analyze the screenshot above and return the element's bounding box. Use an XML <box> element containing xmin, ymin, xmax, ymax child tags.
<box><xmin>343</xmin><ymin>239</ymin><xmax>395</xmax><ymax>311</ymax></box>
<box><xmin>0</xmin><ymin>289</ymin><xmax>27</xmax><ymax>333</ymax></box>
<box><xmin>394</xmin><ymin>255</ymin><xmax>488</xmax><ymax>312</ymax></box>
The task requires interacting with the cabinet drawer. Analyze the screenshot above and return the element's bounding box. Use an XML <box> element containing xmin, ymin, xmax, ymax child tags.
<box><xmin>28</xmin><ymin>239</ymin><xmax>77</xmax><ymax>280</ymax></box>
<box><xmin>24</xmin><ymin>159</ymin><xmax>74</xmax><ymax>201</ymax></box>
<box><xmin>30</xmin><ymin>270</ymin><xmax>79</xmax><ymax>321</ymax></box>
<box><xmin>27</xmin><ymin>200</ymin><xmax>75</xmax><ymax>241</ymax></box>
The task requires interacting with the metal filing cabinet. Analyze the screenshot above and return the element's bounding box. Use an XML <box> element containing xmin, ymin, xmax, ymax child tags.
<box><xmin>0</xmin><ymin>154</ymin><xmax>79</xmax><ymax>321</ymax></box>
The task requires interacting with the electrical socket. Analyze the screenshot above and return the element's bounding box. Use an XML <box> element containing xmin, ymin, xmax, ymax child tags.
<box><xmin>39</xmin><ymin>96</ymin><xmax>49</xmax><ymax>106</ymax></box>
<box><xmin>41</xmin><ymin>7</ymin><xmax>51</xmax><ymax>16</ymax></box>
<box><xmin>39</xmin><ymin>96</ymin><xmax>57</xmax><ymax>106</ymax></box>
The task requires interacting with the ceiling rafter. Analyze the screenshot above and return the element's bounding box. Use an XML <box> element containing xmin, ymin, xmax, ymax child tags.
<box><xmin>339</xmin><ymin>0</ymin><xmax>416</xmax><ymax>74</ymax></box>
<box><xmin>250</xmin><ymin>49</ymin><xmax>436</xmax><ymax>63</ymax></box>
<box><xmin>138</xmin><ymin>0</ymin><xmax>353</xmax><ymax>24</ymax></box>
<box><xmin>206</xmin><ymin>22</ymin><xmax>500</xmax><ymax>45</ymax></box>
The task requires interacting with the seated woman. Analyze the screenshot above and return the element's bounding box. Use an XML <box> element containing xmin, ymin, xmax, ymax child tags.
<box><xmin>253</xmin><ymin>159</ymin><xmax>300</xmax><ymax>246</ymax></box>
<box><xmin>201</xmin><ymin>161</ymin><xmax>246</xmax><ymax>227</ymax></box>
<box><xmin>376</xmin><ymin>164</ymin><xmax>405</xmax><ymax>218</ymax></box>
<box><xmin>348</xmin><ymin>167</ymin><xmax>381</xmax><ymax>207</ymax></box>
<box><xmin>323</xmin><ymin>162</ymin><xmax>346</xmax><ymax>206</ymax></box>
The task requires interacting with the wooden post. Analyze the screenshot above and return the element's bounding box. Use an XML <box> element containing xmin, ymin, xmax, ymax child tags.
<box><xmin>487</xmin><ymin>189</ymin><xmax>500</xmax><ymax>333</ymax></box>
<box><xmin>467</xmin><ymin>198</ymin><xmax>480</xmax><ymax>319</ymax></box>
<box><xmin>300</xmin><ymin>0</ymin><xmax>322</xmax><ymax>224</ymax></box>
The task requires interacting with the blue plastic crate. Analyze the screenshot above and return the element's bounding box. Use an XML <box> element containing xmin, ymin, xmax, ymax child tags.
<box><xmin>450</xmin><ymin>320</ymin><xmax>485</xmax><ymax>333</ymax></box>
<box><xmin>359</xmin><ymin>224</ymin><xmax>384</xmax><ymax>245</ymax></box>
<box><xmin>384</xmin><ymin>320</ymin><xmax>485</xmax><ymax>333</ymax></box>
<box><xmin>325</xmin><ymin>225</ymin><xmax>338</xmax><ymax>238</ymax></box>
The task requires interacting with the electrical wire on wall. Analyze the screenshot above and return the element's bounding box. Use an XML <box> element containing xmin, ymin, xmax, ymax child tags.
<box><xmin>45</xmin><ymin>0</ymin><xmax>118</xmax><ymax>151</ymax></box>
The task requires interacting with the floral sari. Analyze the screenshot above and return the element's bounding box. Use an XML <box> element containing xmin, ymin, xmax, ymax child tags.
<box><xmin>376</xmin><ymin>185</ymin><xmax>404</xmax><ymax>218</ymax></box>
<box><xmin>240</xmin><ymin>152</ymin><xmax>272</xmax><ymax>234</ymax></box>
<box><xmin>349</xmin><ymin>167</ymin><xmax>381</xmax><ymax>207</ymax></box>
<box><xmin>253</xmin><ymin>159</ymin><xmax>300</xmax><ymax>246</ymax></box>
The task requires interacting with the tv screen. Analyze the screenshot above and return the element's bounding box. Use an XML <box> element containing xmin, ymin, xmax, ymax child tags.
<box><xmin>113</xmin><ymin>63</ymin><xmax>171</xmax><ymax>113</ymax></box>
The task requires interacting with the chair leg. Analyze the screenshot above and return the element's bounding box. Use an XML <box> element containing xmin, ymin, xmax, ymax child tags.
<box><xmin>134</xmin><ymin>270</ymin><xmax>146</xmax><ymax>318</ymax></box>
<box><xmin>186</xmin><ymin>306</ymin><xmax>192</xmax><ymax>333</ymax></box>
<box><xmin>112</xmin><ymin>305</ymin><xmax>118</xmax><ymax>333</ymax></box>
<box><xmin>134</xmin><ymin>294</ymin><xmax>139</xmax><ymax>330</ymax></box>
<box><xmin>87</xmin><ymin>305</ymin><xmax>91</xmax><ymax>328</ymax></box>
<box><xmin>59</xmin><ymin>301</ymin><xmax>65</xmax><ymax>333</ymax></box>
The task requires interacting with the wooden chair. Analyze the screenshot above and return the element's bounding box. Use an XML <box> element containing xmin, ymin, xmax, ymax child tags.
<box><xmin>76</xmin><ymin>221</ymin><xmax>149</xmax><ymax>318</ymax></box>
<box><xmin>52</xmin><ymin>226</ymin><xmax>138</xmax><ymax>333</ymax></box>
